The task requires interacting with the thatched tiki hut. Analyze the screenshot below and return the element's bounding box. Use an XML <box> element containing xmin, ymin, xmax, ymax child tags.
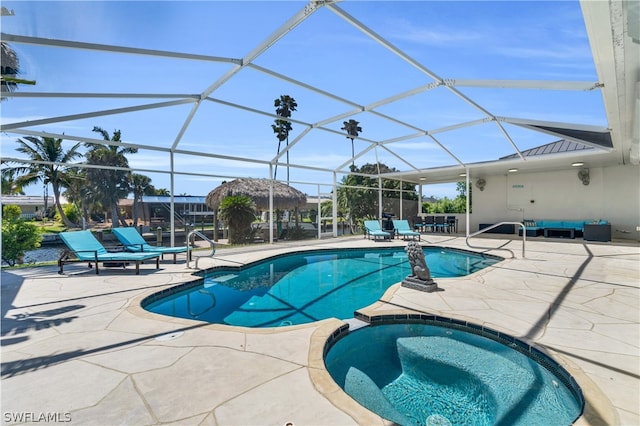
<box><xmin>205</xmin><ymin>178</ymin><xmax>307</xmax><ymax>242</ymax></box>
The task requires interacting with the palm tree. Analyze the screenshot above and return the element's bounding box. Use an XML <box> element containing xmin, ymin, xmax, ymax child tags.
<box><xmin>341</xmin><ymin>119</ymin><xmax>362</xmax><ymax>170</ymax></box>
<box><xmin>85</xmin><ymin>126</ymin><xmax>138</xmax><ymax>227</ymax></box>
<box><xmin>153</xmin><ymin>187</ymin><xmax>170</xmax><ymax>196</ymax></box>
<box><xmin>218</xmin><ymin>195</ymin><xmax>256</xmax><ymax>244</ymax></box>
<box><xmin>62</xmin><ymin>168</ymin><xmax>93</xmax><ymax>223</ymax></box>
<box><xmin>1</xmin><ymin>168</ymin><xmax>25</xmax><ymax>195</ymax></box>
<box><xmin>0</xmin><ymin>41</ymin><xmax>19</xmax><ymax>97</ymax></box>
<box><xmin>271</xmin><ymin>95</ymin><xmax>297</xmax><ymax>183</ymax></box>
<box><xmin>11</xmin><ymin>136</ymin><xmax>82</xmax><ymax>227</ymax></box>
<box><xmin>1</xmin><ymin>8</ymin><xmax>36</xmax><ymax>97</ymax></box>
<box><xmin>129</xmin><ymin>173</ymin><xmax>154</xmax><ymax>227</ymax></box>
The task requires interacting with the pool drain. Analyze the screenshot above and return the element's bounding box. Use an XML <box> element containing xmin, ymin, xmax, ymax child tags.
<box><xmin>154</xmin><ymin>331</ymin><xmax>184</xmax><ymax>341</ymax></box>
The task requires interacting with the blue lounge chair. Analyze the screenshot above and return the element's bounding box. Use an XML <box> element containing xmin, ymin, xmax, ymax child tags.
<box><xmin>392</xmin><ymin>220</ymin><xmax>421</xmax><ymax>241</ymax></box>
<box><xmin>363</xmin><ymin>220</ymin><xmax>391</xmax><ymax>241</ymax></box>
<box><xmin>58</xmin><ymin>230</ymin><xmax>161</xmax><ymax>275</ymax></box>
<box><xmin>112</xmin><ymin>227</ymin><xmax>190</xmax><ymax>264</ymax></box>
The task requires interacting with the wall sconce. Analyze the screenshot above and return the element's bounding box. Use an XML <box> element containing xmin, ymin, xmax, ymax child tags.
<box><xmin>476</xmin><ymin>178</ymin><xmax>486</xmax><ymax>191</ymax></box>
<box><xmin>578</xmin><ymin>168</ymin><xmax>590</xmax><ymax>185</ymax></box>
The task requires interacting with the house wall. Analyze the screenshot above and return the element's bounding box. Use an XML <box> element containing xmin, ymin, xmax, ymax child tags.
<box><xmin>0</xmin><ymin>196</ymin><xmax>55</xmax><ymax>219</ymax></box>
<box><xmin>471</xmin><ymin>164</ymin><xmax>640</xmax><ymax>240</ymax></box>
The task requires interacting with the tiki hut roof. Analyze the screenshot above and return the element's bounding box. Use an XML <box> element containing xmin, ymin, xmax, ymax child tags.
<box><xmin>205</xmin><ymin>178</ymin><xmax>307</xmax><ymax>211</ymax></box>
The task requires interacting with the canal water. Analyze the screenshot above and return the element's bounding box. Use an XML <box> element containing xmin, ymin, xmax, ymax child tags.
<box><xmin>23</xmin><ymin>245</ymin><xmax>66</xmax><ymax>264</ymax></box>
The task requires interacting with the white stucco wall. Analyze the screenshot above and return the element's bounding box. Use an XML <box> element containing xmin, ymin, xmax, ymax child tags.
<box><xmin>470</xmin><ymin>164</ymin><xmax>640</xmax><ymax>240</ymax></box>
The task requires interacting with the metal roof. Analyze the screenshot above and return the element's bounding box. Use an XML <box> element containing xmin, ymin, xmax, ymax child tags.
<box><xmin>142</xmin><ymin>196</ymin><xmax>207</xmax><ymax>204</ymax></box>
<box><xmin>0</xmin><ymin>195</ymin><xmax>55</xmax><ymax>206</ymax></box>
<box><xmin>500</xmin><ymin>140</ymin><xmax>593</xmax><ymax>160</ymax></box>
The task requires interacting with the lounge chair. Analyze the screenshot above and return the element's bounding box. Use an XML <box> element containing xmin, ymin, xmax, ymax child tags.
<box><xmin>363</xmin><ymin>220</ymin><xmax>391</xmax><ymax>241</ymax></box>
<box><xmin>112</xmin><ymin>227</ymin><xmax>190</xmax><ymax>264</ymax></box>
<box><xmin>58</xmin><ymin>230</ymin><xmax>161</xmax><ymax>275</ymax></box>
<box><xmin>392</xmin><ymin>220</ymin><xmax>421</xmax><ymax>241</ymax></box>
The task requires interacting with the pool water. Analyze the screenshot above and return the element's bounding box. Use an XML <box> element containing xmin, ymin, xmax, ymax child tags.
<box><xmin>144</xmin><ymin>247</ymin><xmax>500</xmax><ymax>328</ymax></box>
<box><xmin>324</xmin><ymin>322</ymin><xmax>583</xmax><ymax>426</ymax></box>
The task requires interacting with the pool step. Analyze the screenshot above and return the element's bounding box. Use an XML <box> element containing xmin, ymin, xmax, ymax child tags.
<box><xmin>344</xmin><ymin>367</ymin><xmax>411</xmax><ymax>426</ymax></box>
<box><xmin>396</xmin><ymin>336</ymin><xmax>536</xmax><ymax>421</ymax></box>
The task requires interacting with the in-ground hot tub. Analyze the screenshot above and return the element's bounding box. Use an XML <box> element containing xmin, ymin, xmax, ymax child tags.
<box><xmin>324</xmin><ymin>319</ymin><xmax>583</xmax><ymax>426</ymax></box>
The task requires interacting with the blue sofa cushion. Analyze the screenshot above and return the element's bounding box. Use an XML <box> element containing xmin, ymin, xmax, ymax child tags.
<box><xmin>534</xmin><ymin>220</ymin><xmax>594</xmax><ymax>232</ymax></box>
<box><xmin>563</xmin><ymin>221</ymin><xmax>587</xmax><ymax>231</ymax></box>
<box><xmin>539</xmin><ymin>220</ymin><xmax>563</xmax><ymax>229</ymax></box>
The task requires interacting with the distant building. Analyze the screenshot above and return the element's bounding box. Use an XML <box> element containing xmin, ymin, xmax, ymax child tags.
<box><xmin>139</xmin><ymin>196</ymin><xmax>215</xmax><ymax>226</ymax></box>
<box><xmin>0</xmin><ymin>195</ymin><xmax>56</xmax><ymax>219</ymax></box>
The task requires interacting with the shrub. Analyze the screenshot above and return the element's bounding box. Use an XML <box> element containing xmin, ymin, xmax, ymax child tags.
<box><xmin>218</xmin><ymin>195</ymin><xmax>257</xmax><ymax>244</ymax></box>
<box><xmin>286</xmin><ymin>224</ymin><xmax>308</xmax><ymax>240</ymax></box>
<box><xmin>54</xmin><ymin>204</ymin><xmax>81</xmax><ymax>225</ymax></box>
<box><xmin>2</xmin><ymin>205</ymin><xmax>43</xmax><ymax>266</ymax></box>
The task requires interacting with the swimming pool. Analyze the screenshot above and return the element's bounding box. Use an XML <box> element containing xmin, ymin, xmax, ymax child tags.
<box><xmin>143</xmin><ymin>247</ymin><xmax>501</xmax><ymax>328</ymax></box>
<box><xmin>324</xmin><ymin>320</ymin><xmax>584</xmax><ymax>425</ymax></box>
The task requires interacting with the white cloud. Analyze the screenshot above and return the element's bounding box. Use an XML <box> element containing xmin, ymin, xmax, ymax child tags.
<box><xmin>386</xmin><ymin>18</ymin><xmax>483</xmax><ymax>45</ymax></box>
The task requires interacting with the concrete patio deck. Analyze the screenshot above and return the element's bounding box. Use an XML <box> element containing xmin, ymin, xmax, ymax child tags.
<box><xmin>1</xmin><ymin>235</ymin><xmax>638</xmax><ymax>425</ymax></box>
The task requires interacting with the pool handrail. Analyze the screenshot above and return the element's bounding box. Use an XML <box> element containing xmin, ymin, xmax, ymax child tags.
<box><xmin>465</xmin><ymin>221</ymin><xmax>526</xmax><ymax>258</ymax></box>
<box><xmin>186</xmin><ymin>229</ymin><xmax>217</xmax><ymax>269</ymax></box>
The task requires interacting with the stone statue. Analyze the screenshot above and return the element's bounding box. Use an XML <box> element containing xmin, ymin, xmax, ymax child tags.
<box><xmin>406</xmin><ymin>241</ymin><xmax>432</xmax><ymax>281</ymax></box>
<box><xmin>402</xmin><ymin>241</ymin><xmax>438</xmax><ymax>292</ymax></box>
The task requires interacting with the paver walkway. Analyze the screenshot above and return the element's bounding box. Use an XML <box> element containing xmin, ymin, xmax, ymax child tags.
<box><xmin>1</xmin><ymin>235</ymin><xmax>638</xmax><ymax>425</ymax></box>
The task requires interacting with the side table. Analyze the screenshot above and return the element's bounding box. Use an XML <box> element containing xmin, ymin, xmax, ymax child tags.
<box><xmin>583</xmin><ymin>224</ymin><xmax>611</xmax><ymax>242</ymax></box>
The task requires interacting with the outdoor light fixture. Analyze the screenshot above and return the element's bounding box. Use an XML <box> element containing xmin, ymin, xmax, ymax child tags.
<box><xmin>571</xmin><ymin>162</ymin><xmax>585</xmax><ymax>167</ymax></box>
<box><xmin>508</xmin><ymin>168</ymin><xmax>518</xmax><ymax>173</ymax></box>
<box><xmin>475</xmin><ymin>178</ymin><xmax>486</xmax><ymax>191</ymax></box>
<box><xmin>578</xmin><ymin>168</ymin><xmax>590</xmax><ymax>185</ymax></box>
<box><xmin>459</xmin><ymin>173</ymin><xmax>467</xmax><ymax>177</ymax></box>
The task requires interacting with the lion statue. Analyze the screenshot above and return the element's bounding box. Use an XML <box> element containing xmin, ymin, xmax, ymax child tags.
<box><xmin>405</xmin><ymin>241</ymin><xmax>432</xmax><ymax>281</ymax></box>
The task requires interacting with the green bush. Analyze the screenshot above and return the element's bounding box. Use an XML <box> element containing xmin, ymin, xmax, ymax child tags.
<box><xmin>285</xmin><ymin>224</ymin><xmax>307</xmax><ymax>240</ymax></box>
<box><xmin>2</xmin><ymin>205</ymin><xmax>43</xmax><ymax>266</ymax></box>
<box><xmin>218</xmin><ymin>195</ymin><xmax>257</xmax><ymax>244</ymax></box>
<box><xmin>54</xmin><ymin>204</ymin><xmax>81</xmax><ymax>225</ymax></box>
<box><xmin>63</xmin><ymin>203</ymin><xmax>81</xmax><ymax>224</ymax></box>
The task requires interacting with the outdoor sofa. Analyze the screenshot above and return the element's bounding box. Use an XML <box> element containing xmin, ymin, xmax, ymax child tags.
<box><xmin>519</xmin><ymin>219</ymin><xmax>609</xmax><ymax>239</ymax></box>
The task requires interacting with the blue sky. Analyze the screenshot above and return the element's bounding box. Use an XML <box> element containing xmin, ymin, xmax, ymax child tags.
<box><xmin>0</xmin><ymin>1</ymin><xmax>604</xmax><ymax>199</ymax></box>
